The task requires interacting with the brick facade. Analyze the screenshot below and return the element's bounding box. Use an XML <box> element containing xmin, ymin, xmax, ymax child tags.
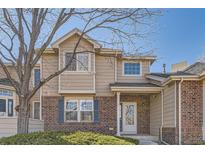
<box><xmin>42</xmin><ymin>96</ymin><xmax>117</xmax><ymax>135</ymax></box>
<box><xmin>120</xmin><ymin>95</ymin><xmax>150</xmax><ymax>135</ymax></box>
<box><xmin>162</xmin><ymin>127</ymin><xmax>177</xmax><ymax>144</ymax></box>
<box><xmin>42</xmin><ymin>94</ymin><xmax>150</xmax><ymax>135</ymax></box>
<box><xmin>181</xmin><ymin>81</ymin><xmax>203</xmax><ymax>144</ymax></box>
<box><xmin>162</xmin><ymin>81</ymin><xmax>203</xmax><ymax>145</ymax></box>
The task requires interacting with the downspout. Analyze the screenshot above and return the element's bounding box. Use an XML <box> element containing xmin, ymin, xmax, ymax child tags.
<box><xmin>178</xmin><ymin>78</ymin><xmax>184</xmax><ymax>145</ymax></box>
<box><xmin>160</xmin><ymin>89</ymin><xmax>169</xmax><ymax>145</ymax></box>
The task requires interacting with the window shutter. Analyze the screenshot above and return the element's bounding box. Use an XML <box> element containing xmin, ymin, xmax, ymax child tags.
<box><xmin>8</xmin><ymin>99</ymin><xmax>13</xmax><ymax>117</ymax></box>
<box><xmin>58</xmin><ymin>96</ymin><xmax>64</xmax><ymax>123</ymax></box>
<box><xmin>94</xmin><ymin>99</ymin><xmax>100</xmax><ymax>123</ymax></box>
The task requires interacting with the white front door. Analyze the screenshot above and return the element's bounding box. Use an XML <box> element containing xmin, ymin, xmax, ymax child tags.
<box><xmin>122</xmin><ymin>102</ymin><xmax>137</xmax><ymax>134</ymax></box>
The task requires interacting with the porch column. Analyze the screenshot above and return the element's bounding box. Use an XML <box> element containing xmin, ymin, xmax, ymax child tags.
<box><xmin>117</xmin><ymin>92</ymin><xmax>120</xmax><ymax>136</ymax></box>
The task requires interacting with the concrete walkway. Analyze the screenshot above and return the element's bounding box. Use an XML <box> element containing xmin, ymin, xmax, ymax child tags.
<box><xmin>139</xmin><ymin>140</ymin><xmax>159</xmax><ymax>145</ymax></box>
<box><xmin>121</xmin><ymin>135</ymin><xmax>159</xmax><ymax>145</ymax></box>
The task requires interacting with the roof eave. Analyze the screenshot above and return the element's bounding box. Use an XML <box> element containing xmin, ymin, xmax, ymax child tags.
<box><xmin>51</xmin><ymin>28</ymin><xmax>102</xmax><ymax>48</ymax></box>
<box><xmin>162</xmin><ymin>75</ymin><xmax>200</xmax><ymax>86</ymax></box>
<box><xmin>110</xmin><ymin>86</ymin><xmax>162</xmax><ymax>93</ymax></box>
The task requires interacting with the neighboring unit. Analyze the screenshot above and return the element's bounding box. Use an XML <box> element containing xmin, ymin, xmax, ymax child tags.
<box><xmin>0</xmin><ymin>28</ymin><xmax>205</xmax><ymax>145</ymax></box>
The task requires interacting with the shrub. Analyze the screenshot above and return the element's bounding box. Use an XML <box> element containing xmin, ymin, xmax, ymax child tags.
<box><xmin>0</xmin><ymin>131</ymin><xmax>139</xmax><ymax>145</ymax></box>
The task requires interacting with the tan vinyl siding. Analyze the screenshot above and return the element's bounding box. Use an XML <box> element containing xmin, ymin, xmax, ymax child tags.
<box><xmin>42</xmin><ymin>53</ymin><xmax>59</xmax><ymax>96</ymax></box>
<box><xmin>60</xmin><ymin>73</ymin><xmax>94</xmax><ymax>91</ymax></box>
<box><xmin>59</xmin><ymin>34</ymin><xmax>95</xmax><ymax>92</ymax></box>
<box><xmin>0</xmin><ymin>118</ymin><xmax>17</xmax><ymax>137</ymax></box>
<box><xmin>163</xmin><ymin>82</ymin><xmax>176</xmax><ymax>127</ymax></box>
<box><xmin>117</xmin><ymin>59</ymin><xmax>150</xmax><ymax>83</ymax></box>
<box><xmin>28</xmin><ymin>119</ymin><xmax>44</xmax><ymax>133</ymax></box>
<box><xmin>95</xmin><ymin>55</ymin><xmax>115</xmax><ymax>96</ymax></box>
<box><xmin>0</xmin><ymin>66</ymin><xmax>18</xmax><ymax>80</ymax></box>
<box><xmin>0</xmin><ymin>118</ymin><xmax>44</xmax><ymax>137</ymax></box>
<box><xmin>0</xmin><ymin>65</ymin><xmax>40</xmax><ymax>101</ymax></box>
<box><xmin>150</xmin><ymin>93</ymin><xmax>162</xmax><ymax>136</ymax></box>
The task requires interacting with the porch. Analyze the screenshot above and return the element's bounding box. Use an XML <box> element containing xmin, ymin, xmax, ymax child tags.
<box><xmin>110</xmin><ymin>82</ymin><xmax>162</xmax><ymax>140</ymax></box>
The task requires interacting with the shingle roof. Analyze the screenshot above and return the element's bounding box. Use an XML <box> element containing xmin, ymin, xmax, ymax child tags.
<box><xmin>110</xmin><ymin>82</ymin><xmax>160</xmax><ymax>87</ymax></box>
<box><xmin>0</xmin><ymin>78</ymin><xmax>15</xmax><ymax>86</ymax></box>
<box><xmin>184</xmin><ymin>62</ymin><xmax>205</xmax><ymax>75</ymax></box>
<box><xmin>149</xmin><ymin>71</ymin><xmax>196</xmax><ymax>78</ymax></box>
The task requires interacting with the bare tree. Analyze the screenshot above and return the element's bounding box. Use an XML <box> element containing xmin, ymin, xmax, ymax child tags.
<box><xmin>0</xmin><ymin>8</ymin><xmax>159</xmax><ymax>134</ymax></box>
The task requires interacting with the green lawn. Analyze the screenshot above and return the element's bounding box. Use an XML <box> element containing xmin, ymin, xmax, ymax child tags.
<box><xmin>0</xmin><ymin>131</ymin><xmax>139</xmax><ymax>145</ymax></box>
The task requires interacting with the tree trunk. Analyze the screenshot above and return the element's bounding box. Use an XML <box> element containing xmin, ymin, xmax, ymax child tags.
<box><xmin>17</xmin><ymin>97</ymin><xmax>30</xmax><ymax>134</ymax></box>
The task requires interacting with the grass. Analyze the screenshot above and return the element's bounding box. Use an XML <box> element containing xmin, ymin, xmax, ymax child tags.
<box><xmin>0</xmin><ymin>131</ymin><xmax>139</xmax><ymax>145</ymax></box>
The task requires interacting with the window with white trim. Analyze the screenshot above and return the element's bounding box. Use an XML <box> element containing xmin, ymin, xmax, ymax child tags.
<box><xmin>0</xmin><ymin>99</ymin><xmax>6</xmax><ymax>116</ymax></box>
<box><xmin>65</xmin><ymin>99</ymin><xmax>93</xmax><ymax>122</ymax></box>
<box><xmin>65</xmin><ymin>53</ymin><xmax>89</xmax><ymax>72</ymax></box>
<box><xmin>65</xmin><ymin>100</ymin><xmax>78</xmax><ymax>121</ymax></box>
<box><xmin>34</xmin><ymin>68</ymin><xmax>40</xmax><ymax>86</ymax></box>
<box><xmin>0</xmin><ymin>89</ymin><xmax>14</xmax><ymax>117</ymax></box>
<box><xmin>80</xmin><ymin>100</ymin><xmax>93</xmax><ymax>122</ymax></box>
<box><xmin>123</xmin><ymin>62</ymin><xmax>140</xmax><ymax>75</ymax></box>
<box><xmin>33</xmin><ymin>102</ymin><xmax>40</xmax><ymax>120</ymax></box>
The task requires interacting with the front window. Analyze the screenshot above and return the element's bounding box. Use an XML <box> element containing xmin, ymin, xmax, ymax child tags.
<box><xmin>34</xmin><ymin>68</ymin><xmax>40</xmax><ymax>86</ymax></box>
<box><xmin>124</xmin><ymin>62</ymin><xmax>140</xmax><ymax>75</ymax></box>
<box><xmin>65</xmin><ymin>100</ymin><xmax>78</xmax><ymax>121</ymax></box>
<box><xmin>0</xmin><ymin>99</ymin><xmax>6</xmax><ymax>116</ymax></box>
<box><xmin>80</xmin><ymin>100</ymin><xmax>93</xmax><ymax>122</ymax></box>
<box><xmin>65</xmin><ymin>53</ymin><xmax>89</xmax><ymax>72</ymax></box>
<box><xmin>0</xmin><ymin>89</ymin><xmax>14</xmax><ymax>117</ymax></box>
<box><xmin>65</xmin><ymin>99</ymin><xmax>93</xmax><ymax>122</ymax></box>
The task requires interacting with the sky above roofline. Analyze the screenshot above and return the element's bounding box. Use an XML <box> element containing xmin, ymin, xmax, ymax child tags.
<box><xmin>53</xmin><ymin>9</ymin><xmax>205</xmax><ymax>73</ymax></box>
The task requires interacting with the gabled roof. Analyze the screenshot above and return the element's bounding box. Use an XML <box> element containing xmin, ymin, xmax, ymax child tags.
<box><xmin>51</xmin><ymin>28</ymin><xmax>101</xmax><ymax>48</ymax></box>
<box><xmin>184</xmin><ymin>62</ymin><xmax>205</xmax><ymax>75</ymax></box>
<box><xmin>0</xmin><ymin>78</ymin><xmax>16</xmax><ymax>87</ymax></box>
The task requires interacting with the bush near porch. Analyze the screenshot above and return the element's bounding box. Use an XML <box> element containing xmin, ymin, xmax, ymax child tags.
<box><xmin>0</xmin><ymin>131</ymin><xmax>139</xmax><ymax>145</ymax></box>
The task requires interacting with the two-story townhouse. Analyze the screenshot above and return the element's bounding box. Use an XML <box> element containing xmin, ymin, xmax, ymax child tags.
<box><xmin>0</xmin><ymin>28</ymin><xmax>205</xmax><ymax>145</ymax></box>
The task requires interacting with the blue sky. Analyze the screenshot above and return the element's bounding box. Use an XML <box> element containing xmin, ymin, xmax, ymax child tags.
<box><xmin>150</xmin><ymin>8</ymin><xmax>205</xmax><ymax>72</ymax></box>
<box><xmin>53</xmin><ymin>9</ymin><xmax>205</xmax><ymax>73</ymax></box>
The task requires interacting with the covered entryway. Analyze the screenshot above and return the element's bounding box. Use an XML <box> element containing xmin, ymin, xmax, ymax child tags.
<box><xmin>110</xmin><ymin>82</ymin><xmax>162</xmax><ymax>138</ymax></box>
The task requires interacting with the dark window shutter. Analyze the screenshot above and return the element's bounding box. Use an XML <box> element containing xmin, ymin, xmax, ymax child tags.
<box><xmin>8</xmin><ymin>99</ymin><xmax>13</xmax><ymax>117</ymax></box>
<box><xmin>0</xmin><ymin>99</ymin><xmax>6</xmax><ymax>112</ymax></box>
<box><xmin>94</xmin><ymin>99</ymin><xmax>100</xmax><ymax>123</ymax></box>
<box><xmin>58</xmin><ymin>96</ymin><xmax>64</xmax><ymax>123</ymax></box>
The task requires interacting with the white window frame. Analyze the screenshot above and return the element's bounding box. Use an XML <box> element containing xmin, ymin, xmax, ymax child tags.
<box><xmin>64</xmin><ymin>100</ymin><xmax>79</xmax><ymax>122</ymax></box>
<box><xmin>64</xmin><ymin>99</ymin><xmax>94</xmax><ymax>122</ymax></box>
<box><xmin>33</xmin><ymin>68</ymin><xmax>41</xmax><ymax>87</ymax></box>
<box><xmin>122</xmin><ymin>61</ymin><xmax>142</xmax><ymax>76</ymax></box>
<box><xmin>0</xmin><ymin>89</ymin><xmax>15</xmax><ymax>118</ymax></box>
<box><xmin>63</xmin><ymin>51</ymin><xmax>91</xmax><ymax>73</ymax></box>
<box><xmin>32</xmin><ymin>101</ymin><xmax>40</xmax><ymax>120</ymax></box>
<box><xmin>80</xmin><ymin>100</ymin><xmax>94</xmax><ymax>122</ymax></box>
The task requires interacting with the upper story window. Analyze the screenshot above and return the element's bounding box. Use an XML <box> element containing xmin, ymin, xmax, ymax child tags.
<box><xmin>34</xmin><ymin>68</ymin><xmax>40</xmax><ymax>86</ymax></box>
<box><xmin>123</xmin><ymin>62</ymin><xmax>141</xmax><ymax>76</ymax></box>
<box><xmin>65</xmin><ymin>53</ymin><xmax>89</xmax><ymax>72</ymax></box>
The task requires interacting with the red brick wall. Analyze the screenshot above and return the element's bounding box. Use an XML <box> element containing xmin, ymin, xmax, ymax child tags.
<box><xmin>162</xmin><ymin>127</ymin><xmax>177</xmax><ymax>144</ymax></box>
<box><xmin>120</xmin><ymin>95</ymin><xmax>150</xmax><ymax>135</ymax></box>
<box><xmin>181</xmin><ymin>81</ymin><xmax>203</xmax><ymax>144</ymax></box>
<box><xmin>42</xmin><ymin>94</ymin><xmax>150</xmax><ymax>135</ymax></box>
<box><xmin>42</xmin><ymin>96</ymin><xmax>117</xmax><ymax>135</ymax></box>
